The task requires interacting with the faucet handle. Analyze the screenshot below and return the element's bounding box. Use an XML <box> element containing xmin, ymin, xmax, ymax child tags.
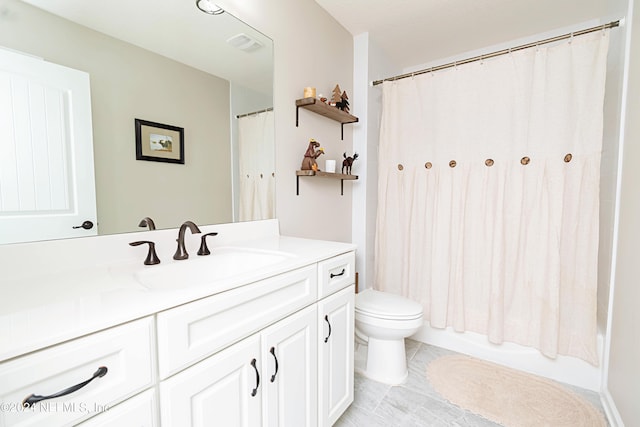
<box><xmin>197</xmin><ymin>232</ymin><xmax>219</xmax><ymax>256</ymax></box>
<box><xmin>129</xmin><ymin>241</ymin><xmax>161</xmax><ymax>265</ymax></box>
<box><xmin>138</xmin><ymin>217</ymin><xmax>156</xmax><ymax>230</ymax></box>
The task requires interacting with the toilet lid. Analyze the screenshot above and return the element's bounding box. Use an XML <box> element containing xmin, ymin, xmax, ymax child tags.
<box><xmin>355</xmin><ymin>289</ymin><xmax>423</xmax><ymax>320</ymax></box>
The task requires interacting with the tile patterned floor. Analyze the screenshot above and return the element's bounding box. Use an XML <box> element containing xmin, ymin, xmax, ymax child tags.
<box><xmin>335</xmin><ymin>340</ymin><xmax>606</xmax><ymax>427</ymax></box>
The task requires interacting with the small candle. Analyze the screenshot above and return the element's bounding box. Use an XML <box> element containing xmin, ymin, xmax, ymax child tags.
<box><xmin>304</xmin><ymin>87</ymin><xmax>316</xmax><ymax>98</ymax></box>
<box><xmin>325</xmin><ymin>160</ymin><xmax>336</xmax><ymax>173</ymax></box>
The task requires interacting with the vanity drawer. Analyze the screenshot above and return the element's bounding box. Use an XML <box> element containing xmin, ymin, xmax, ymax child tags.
<box><xmin>0</xmin><ymin>317</ymin><xmax>155</xmax><ymax>427</ymax></box>
<box><xmin>78</xmin><ymin>389</ymin><xmax>158</xmax><ymax>426</ymax></box>
<box><xmin>156</xmin><ymin>264</ymin><xmax>317</xmax><ymax>379</ymax></box>
<box><xmin>317</xmin><ymin>252</ymin><xmax>355</xmax><ymax>299</ymax></box>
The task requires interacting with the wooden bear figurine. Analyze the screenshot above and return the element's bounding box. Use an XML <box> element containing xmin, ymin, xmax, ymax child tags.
<box><xmin>301</xmin><ymin>139</ymin><xmax>325</xmax><ymax>170</ymax></box>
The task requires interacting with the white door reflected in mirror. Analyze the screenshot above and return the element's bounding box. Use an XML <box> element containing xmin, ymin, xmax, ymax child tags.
<box><xmin>0</xmin><ymin>48</ymin><xmax>97</xmax><ymax>244</ymax></box>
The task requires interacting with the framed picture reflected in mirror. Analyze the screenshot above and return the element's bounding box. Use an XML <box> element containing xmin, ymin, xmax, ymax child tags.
<box><xmin>135</xmin><ymin>119</ymin><xmax>184</xmax><ymax>164</ymax></box>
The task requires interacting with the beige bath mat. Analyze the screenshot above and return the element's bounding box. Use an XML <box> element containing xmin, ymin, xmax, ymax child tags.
<box><xmin>426</xmin><ymin>355</ymin><xmax>606</xmax><ymax>427</ymax></box>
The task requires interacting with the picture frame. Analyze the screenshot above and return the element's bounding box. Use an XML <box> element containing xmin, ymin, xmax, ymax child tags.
<box><xmin>135</xmin><ymin>118</ymin><xmax>184</xmax><ymax>164</ymax></box>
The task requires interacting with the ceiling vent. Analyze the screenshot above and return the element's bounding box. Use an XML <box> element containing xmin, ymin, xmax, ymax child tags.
<box><xmin>226</xmin><ymin>33</ymin><xmax>263</xmax><ymax>52</ymax></box>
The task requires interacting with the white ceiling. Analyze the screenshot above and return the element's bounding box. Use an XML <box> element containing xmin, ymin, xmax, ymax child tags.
<box><xmin>315</xmin><ymin>0</ymin><xmax>609</xmax><ymax>72</ymax></box>
<box><xmin>19</xmin><ymin>0</ymin><xmax>273</xmax><ymax>95</ymax></box>
<box><xmin>17</xmin><ymin>0</ymin><xmax>612</xmax><ymax>91</ymax></box>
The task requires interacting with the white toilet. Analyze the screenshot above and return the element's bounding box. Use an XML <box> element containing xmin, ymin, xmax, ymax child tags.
<box><xmin>355</xmin><ymin>289</ymin><xmax>424</xmax><ymax>385</ymax></box>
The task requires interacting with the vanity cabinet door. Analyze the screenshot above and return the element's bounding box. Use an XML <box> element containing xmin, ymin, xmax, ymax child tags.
<box><xmin>159</xmin><ymin>334</ymin><xmax>262</xmax><ymax>427</ymax></box>
<box><xmin>317</xmin><ymin>285</ymin><xmax>355</xmax><ymax>427</ymax></box>
<box><xmin>261</xmin><ymin>305</ymin><xmax>318</xmax><ymax>427</ymax></box>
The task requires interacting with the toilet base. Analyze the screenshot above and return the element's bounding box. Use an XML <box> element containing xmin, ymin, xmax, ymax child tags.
<box><xmin>359</xmin><ymin>337</ymin><xmax>409</xmax><ymax>385</ymax></box>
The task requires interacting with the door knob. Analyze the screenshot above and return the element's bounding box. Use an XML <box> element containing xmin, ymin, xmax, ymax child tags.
<box><xmin>73</xmin><ymin>220</ymin><xmax>94</xmax><ymax>230</ymax></box>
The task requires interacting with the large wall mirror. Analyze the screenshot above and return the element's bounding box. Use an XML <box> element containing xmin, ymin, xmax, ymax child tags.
<box><xmin>0</xmin><ymin>0</ymin><xmax>274</xmax><ymax>244</ymax></box>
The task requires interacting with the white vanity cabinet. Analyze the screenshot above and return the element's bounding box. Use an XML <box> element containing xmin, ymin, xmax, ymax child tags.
<box><xmin>157</xmin><ymin>251</ymin><xmax>355</xmax><ymax>427</ymax></box>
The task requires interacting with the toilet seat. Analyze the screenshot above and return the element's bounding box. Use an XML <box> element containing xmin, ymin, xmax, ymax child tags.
<box><xmin>355</xmin><ymin>289</ymin><xmax>423</xmax><ymax>320</ymax></box>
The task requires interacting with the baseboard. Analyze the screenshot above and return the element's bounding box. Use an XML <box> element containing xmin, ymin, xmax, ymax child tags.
<box><xmin>412</xmin><ymin>322</ymin><xmax>603</xmax><ymax>391</ymax></box>
<box><xmin>601</xmin><ymin>388</ymin><xmax>625</xmax><ymax>427</ymax></box>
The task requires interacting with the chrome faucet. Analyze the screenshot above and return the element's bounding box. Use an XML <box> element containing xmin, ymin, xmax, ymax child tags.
<box><xmin>173</xmin><ymin>221</ymin><xmax>201</xmax><ymax>260</ymax></box>
<box><xmin>138</xmin><ymin>217</ymin><xmax>156</xmax><ymax>230</ymax></box>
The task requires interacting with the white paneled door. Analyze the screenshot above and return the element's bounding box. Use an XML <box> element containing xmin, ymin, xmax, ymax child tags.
<box><xmin>0</xmin><ymin>48</ymin><xmax>97</xmax><ymax>244</ymax></box>
<box><xmin>262</xmin><ymin>304</ymin><xmax>318</xmax><ymax>427</ymax></box>
<box><xmin>159</xmin><ymin>334</ymin><xmax>263</xmax><ymax>426</ymax></box>
<box><xmin>318</xmin><ymin>285</ymin><xmax>354</xmax><ymax>427</ymax></box>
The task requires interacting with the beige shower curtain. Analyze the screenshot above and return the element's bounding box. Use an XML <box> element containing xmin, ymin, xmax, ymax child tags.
<box><xmin>374</xmin><ymin>31</ymin><xmax>610</xmax><ymax>365</ymax></box>
<box><xmin>238</xmin><ymin>110</ymin><xmax>275</xmax><ymax>221</ymax></box>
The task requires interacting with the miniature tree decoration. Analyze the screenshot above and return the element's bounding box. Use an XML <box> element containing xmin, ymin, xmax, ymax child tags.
<box><xmin>336</xmin><ymin>91</ymin><xmax>350</xmax><ymax>113</ymax></box>
<box><xmin>301</xmin><ymin>138</ymin><xmax>325</xmax><ymax>170</ymax></box>
<box><xmin>331</xmin><ymin>84</ymin><xmax>342</xmax><ymax>105</ymax></box>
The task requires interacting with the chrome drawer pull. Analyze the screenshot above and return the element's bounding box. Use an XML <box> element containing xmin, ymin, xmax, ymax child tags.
<box><xmin>22</xmin><ymin>366</ymin><xmax>108</xmax><ymax>408</ymax></box>
<box><xmin>330</xmin><ymin>268</ymin><xmax>345</xmax><ymax>279</ymax></box>
<box><xmin>250</xmin><ymin>358</ymin><xmax>260</xmax><ymax>397</ymax></box>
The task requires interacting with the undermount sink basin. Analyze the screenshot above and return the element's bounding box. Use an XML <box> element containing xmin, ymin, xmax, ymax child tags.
<box><xmin>134</xmin><ymin>247</ymin><xmax>293</xmax><ymax>291</ymax></box>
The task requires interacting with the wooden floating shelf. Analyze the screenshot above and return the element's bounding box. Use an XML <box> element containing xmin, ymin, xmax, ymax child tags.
<box><xmin>296</xmin><ymin>170</ymin><xmax>358</xmax><ymax>196</ymax></box>
<box><xmin>295</xmin><ymin>98</ymin><xmax>358</xmax><ymax>124</ymax></box>
<box><xmin>296</xmin><ymin>170</ymin><xmax>358</xmax><ymax>180</ymax></box>
<box><xmin>295</xmin><ymin>97</ymin><xmax>358</xmax><ymax>140</ymax></box>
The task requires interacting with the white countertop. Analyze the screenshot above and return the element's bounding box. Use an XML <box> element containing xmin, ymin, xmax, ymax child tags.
<box><xmin>0</xmin><ymin>220</ymin><xmax>355</xmax><ymax>362</ymax></box>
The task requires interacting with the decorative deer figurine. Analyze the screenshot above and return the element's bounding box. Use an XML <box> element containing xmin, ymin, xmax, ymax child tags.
<box><xmin>301</xmin><ymin>139</ymin><xmax>325</xmax><ymax>170</ymax></box>
<box><xmin>342</xmin><ymin>152</ymin><xmax>359</xmax><ymax>174</ymax></box>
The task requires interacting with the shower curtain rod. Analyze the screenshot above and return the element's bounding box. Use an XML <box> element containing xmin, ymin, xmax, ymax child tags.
<box><xmin>236</xmin><ymin>107</ymin><xmax>273</xmax><ymax>118</ymax></box>
<box><xmin>372</xmin><ymin>20</ymin><xmax>620</xmax><ymax>86</ymax></box>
